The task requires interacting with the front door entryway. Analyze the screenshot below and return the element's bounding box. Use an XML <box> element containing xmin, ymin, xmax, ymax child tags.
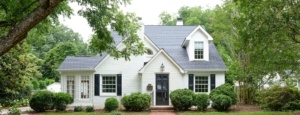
<box><xmin>156</xmin><ymin>74</ymin><xmax>169</xmax><ymax>105</ymax></box>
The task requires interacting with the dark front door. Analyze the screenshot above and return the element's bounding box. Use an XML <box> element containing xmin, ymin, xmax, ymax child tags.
<box><xmin>156</xmin><ymin>74</ymin><xmax>169</xmax><ymax>105</ymax></box>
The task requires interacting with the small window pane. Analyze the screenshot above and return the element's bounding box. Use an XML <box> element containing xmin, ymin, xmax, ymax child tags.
<box><xmin>81</xmin><ymin>76</ymin><xmax>89</xmax><ymax>99</ymax></box>
<box><xmin>102</xmin><ymin>76</ymin><xmax>116</xmax><ymax>93</ymax></box>
<box><xmin>195</xmin><ymin>76</ymin><xmax>208</xmax><ymax>93</ymax></box>
<box><xmin>67</xmin><ymin>76</ymin><xmax>75</xmax><ymax>98</ymax></box>
<box><xmin>194</xmin><ymin>41</ymin><xmax>204</xmax><ymax>59</ymax></box>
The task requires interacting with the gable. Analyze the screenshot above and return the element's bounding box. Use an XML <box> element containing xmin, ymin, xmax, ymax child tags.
<box><xmin>182</xmin><ymin>26</ymin><xmax>213</xmax><ymax>47</ymax></box>
<box><xmin>139</xmin><ymin>49</ymin><xmax>184</xmax><ymax>74</ymax></box>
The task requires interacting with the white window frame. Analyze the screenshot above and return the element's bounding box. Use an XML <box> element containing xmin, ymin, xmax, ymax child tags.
<box><xmin>194</xmin><ymin>75</ymin><xmax>209</xmax><ymax>93</ymax></box>
<box><xmin>66</xmin><ymin>76</ymin><xmax>75</xmax><ymax>98</ymax></box>
<box><xmin>194</xmin><ymin>41</ymin><xmax>204</xmax><ymax>60</ymax></box>
<box><xmin>80</xmin><ymin>76</ymin><xmax>90</xmax><ymax>99</ymax></box>
<box><xmin>100</xmin><ymin>75</ymin><xmax>117</xmax><ymax>96</ymax></box>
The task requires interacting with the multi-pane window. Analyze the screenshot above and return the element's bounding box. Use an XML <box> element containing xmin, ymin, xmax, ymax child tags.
<box><xmin>194</xmin><ymin>41</ymin><xmax>204</xmax><ymax>59</ymax></box>
<box><xmin>81</xmin><ymin>76</ymin><xmax>89</xmax><ymax>99</ymax></box>
<box><xmin>102</xmin><ymin>76</ymin><xmax>116</xmax><ymax>93</ymax></box>
<box><xmin>67</xmin><ymin>76</ymin><xmax>75</xmax><ymax>98</ymax></box>
<box><xmin>195</xmin><ymin>76</ymin><xmax>208</xmax><ymax>92</ymax></box>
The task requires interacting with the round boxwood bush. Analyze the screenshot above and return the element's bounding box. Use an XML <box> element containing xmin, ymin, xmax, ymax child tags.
<box><xmin>211</xmin><ymin>94</ymin><xmax>232</xmax><ymax>111</ymax></box>
<box><xmin>121</xmin><ymin>92</ymin><xmax>151</xmax><ymax>111</ymax></box>
<box><xmin>85</xmin><ymin>106</ymin><xmax>94</xmax><ymax>112</ymax></box>
<box><xmin>193</xmin><ymin>93</ymin><xmax>209</xmax><ymax>111</ymax></box>
<box><xmin>258</xmin><ymin>85</ymin><xmax>300</xmax><ymax>111</ymax></box>
<box><xmin>209</xmin><ymin>83</ymin><xmax>237</xmax><ymax>105</ymax></box>
<box><xmin>170</xmin><ymin>89</ymin><xmax>194</xmax><ymax>111</ymax></box>
<box><xmin>104</xmin><ymin>97</ymin><xmax>119</xmax><ymax>112</ymax></box>
<box><xmin>29</xmin><ymin>91</ymin><xmax>55</xmax><ymax>112</ymax></box>
<box><xmin>74</xmin><ymin>106</ymin><xmax>84</xmax><ymax>112</ymax></box>
<box><xmin>54</xmin><ymin>92</ymin><xmax>73</xmax><ymax>111</ymax></box>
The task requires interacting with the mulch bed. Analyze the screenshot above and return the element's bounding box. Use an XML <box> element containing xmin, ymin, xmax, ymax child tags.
<box><xmin>229</xmin><ymin>104</ymin><xmax>262</xmax><ymax>112</ymax></box>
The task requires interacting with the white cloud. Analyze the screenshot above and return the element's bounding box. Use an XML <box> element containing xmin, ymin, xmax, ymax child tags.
<box><xmin>59</xmin><ymin>0</ymin><xmax>223</xmax><ymax>42</ymax></box>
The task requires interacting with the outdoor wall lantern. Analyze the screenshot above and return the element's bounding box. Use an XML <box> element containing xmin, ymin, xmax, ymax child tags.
<box><xmin>147</xmin><ymin>84</ymin><xmax>153</xmax><ymax>91</ymax></box>
<box><xmin>160</xmin><ymin>63</ymin><xmax>165</xmax><ymax>71</ymax></box>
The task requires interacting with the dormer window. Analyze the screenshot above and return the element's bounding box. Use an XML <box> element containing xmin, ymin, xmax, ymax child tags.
<box><xmin>194</xmin><ymin>41</ymin><xmax>203</xmax><ymax>59</ymax></box>
<box><xmin>147</xmin><ymin>49</ymin><xmax>153</xmax><ymax>55</ymax></box>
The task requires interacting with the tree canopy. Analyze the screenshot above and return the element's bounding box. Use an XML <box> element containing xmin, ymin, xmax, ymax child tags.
<box><xmin>0</xmin><ymin>0</ymin><xmax>145</xmax><ymax>58</ymax></box>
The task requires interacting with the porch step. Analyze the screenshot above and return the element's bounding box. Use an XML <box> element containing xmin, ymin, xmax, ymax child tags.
<box><xmin>150</xmin><ymin>106</ymin><xmax>174</xmax><ymax>112</ymax></box>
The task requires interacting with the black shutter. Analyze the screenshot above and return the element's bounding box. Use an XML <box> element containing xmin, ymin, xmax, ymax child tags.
<box><xmin>117</xmin><ymin>74</ymin><xmax>122</xmax><ymax>96</ymax></box>
<box><xmin>94</xmin><ymin>74</ymin><xmax>100</xmax><ymax>96</ymax></box>
<box><xmin>210</xmin><ymin>74</ymin><xmax>216</xmax><ymax>91</ymax></box>
<box><xmin>188</xmin><ymin>74</ymin><xmax>194</xmax><ymax>91</ymax></box>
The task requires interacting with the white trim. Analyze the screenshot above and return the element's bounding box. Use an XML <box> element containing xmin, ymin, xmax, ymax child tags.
<box><xmin>139</xmin><ymin>49</ymin><xmax>185</xmax><ymax>74</ymax></box>
<box><xmin>185</xmin><ymin>69</ymin><xmax>228</xmax><ymax>72</ymax></box>
<box><xmin>194</xmin><ymin>75</ymin><xmax>210</xmax><ymax>93</ymax></box>
<box><xmin>79</xmin><ymin>75</ymin><xmax>90</xmax><ymax>100</ymax></box>
<box><xmin>99</xmin><ymin>75</ymin><xmax>117</xmax><ymax>96</ymax></box>
<box><xmin>57</xmin><ymin>69</ymin><xmax>95</xmax><ymax>71</ymax></box>
<box><xmin>144</xmin><ymin>35</ymin><xmax>160</xmax><ymax>51</ymax></box>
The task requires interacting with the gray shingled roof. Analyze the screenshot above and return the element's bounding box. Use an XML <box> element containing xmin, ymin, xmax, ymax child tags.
<box><xmin>145</xmin><ymin>25</ymin><xmax>227</xmax><ymax>70</ymax></box>
<box><xmin>58</xmin><ymin>54</ymin><xmax>106</xmax><ymax>70</ymax></box>
<box><xmin>58</xmin><ymin>25</ymin><xmax>227</xmax><ymax>71</ymax></box>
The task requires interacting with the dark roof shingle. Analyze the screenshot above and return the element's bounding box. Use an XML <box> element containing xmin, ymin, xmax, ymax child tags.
<box><xmin>145</xmin><ymin>25</ymin><xmax>227</xmax><ymax>70</ymax></box>
<box><xmin>58</xmin><ymin>25</ymin><xmax>227</xmax><ymax>71</ymax></box>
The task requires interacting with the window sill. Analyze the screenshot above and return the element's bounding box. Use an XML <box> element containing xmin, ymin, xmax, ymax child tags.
<box><xmin>100</xmin><ymin>93</ymin><xmax>117</xmax><ymax>97</ymax></box>
<box><xmin>192</xmin><ymin>59</ymin><xmax>207</xmax><ymax>61</ymax></box>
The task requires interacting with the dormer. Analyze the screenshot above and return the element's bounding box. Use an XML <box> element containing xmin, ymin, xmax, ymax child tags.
<box><xmin>182</xmin><ymin>25</ymin><xmax>213</xmax><ymax>61</ymax></box>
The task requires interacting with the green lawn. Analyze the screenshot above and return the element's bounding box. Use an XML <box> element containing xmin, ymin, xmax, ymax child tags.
<box><xmin>179</xmin><ymin>111</ymin><xmax>296</xmax><ymax>115</ymax></box>
<box><xmin>41</xmin><ymin>111</ymin><xmax>149</xmax><ymax>115</ymax></box>
<box><xmin>40</xmin><ymin>111</ymin><xmax>299</xmax><ymax>115</ymax></box>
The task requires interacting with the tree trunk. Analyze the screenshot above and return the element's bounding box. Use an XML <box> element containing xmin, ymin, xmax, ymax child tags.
<box><xmin>0</xmin><ymin>0</ymin><xmax>63</xmax><ymax>56</ymax></box>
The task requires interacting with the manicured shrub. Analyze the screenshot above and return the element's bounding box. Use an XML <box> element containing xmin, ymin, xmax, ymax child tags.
<box><xmin>211</xmin><ymin>94</ymin><xmax>232</xmax><ymax>111</ymax></box>
<box><xmin>105</xmin><ymin>98</ymin><xmax>119</xmax><ymax>112</ymax></box>
<box><xmin>193</xmin><ymin>93</ymin><xmax>209</xmax><ymax>111</ymax></box>
<box><xmin>29</xmin><ymin>91</ymin><xmax>55</xmax><ymax>112</ymax></box>
<box><xmin>8</xmin><ymin>106</ymin><xmax>21</xmax><ymax>115</ymax></box>
<box><xmin>74</xmin><ymin>106</ymin><xmax>84</xmax><ymax>112</ymax></box>
<box><xmin>169</xmin><ymin>89</ymin><xmax>194</xmax><ymax>111</ymax></box>
<box><xmin>85</xmin><ymin>106</ymin><xmax>94</xmax><ymax>112</ymax></box>
<box><xmin>209</xmin><ymin>84</ymin><xmax>237</xmax><ymax>105</ymax></box>
<box><xmin>121</xmin><ymin>92</ymin><xmax>151</xmax><ymax>111</ymax></box>
<box><xmin>258</xmin><ymin>85</ymin><xmax>300</xmax><ymax>111</ymax></box>
<box><xmin>54</xmin><ymin>92</ymin><xmax>73</xmax><ymax>111</ymax></box>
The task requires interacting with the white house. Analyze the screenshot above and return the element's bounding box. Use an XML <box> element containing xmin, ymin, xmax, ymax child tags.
<box><xmin>57</xmin><ymin>19</ymin><xmax>228</xmax><ymax>108</ymax></box>
<box><xmin>46</xmin><ymin>82</ymin><xmax>61</xmax><ymax>92</ymax></box>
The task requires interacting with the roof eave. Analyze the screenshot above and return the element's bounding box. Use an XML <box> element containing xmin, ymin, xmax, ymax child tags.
<box><xmin>185</xmin><ymin>69</ymin><xmax>228</xmax><ymax>72</ymax></box>
<box><xmin>57</xmin><ymin>69</ymin><xmax>95</xmax><ymax>71</ymax></box>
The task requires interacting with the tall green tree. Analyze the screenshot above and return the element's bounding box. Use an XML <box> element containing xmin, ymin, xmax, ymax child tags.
<box><xmin>232</xmin><ymin>0</ymin><xmax>300</xmax><ymax>104</ymax></box>
<box><xmin>159</xmin><ymin>6</ymin><xmax>215</xmax><ymax>33</ymax></box>
<box><xmin>0</xmin><ymin>44</ymin><xmax>42</xmax><ymax>100</ymax></box>
<box><xmin>0</xmin><ymin>0</ymin><xmax>145</xmax><ymax>58</ymax></box>
<box><xmin>40</xmin><ymin>42</ymin><xmax>79</xmax><ymax>81</ymax></box>
<box><xmin>26</xmin><ymin>24</ymin><xmax>89</xmax><ymax>58</ymax></box>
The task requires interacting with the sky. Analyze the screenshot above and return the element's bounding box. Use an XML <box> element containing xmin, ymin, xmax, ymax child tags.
<box><xmin>59</xmin><ymin>0</ymin><xmax>223</xmax><ymax>42</ymax></box>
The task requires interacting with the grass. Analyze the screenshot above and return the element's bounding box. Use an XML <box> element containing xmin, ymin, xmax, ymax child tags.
<box><xmin>179</xmin><ymin>111</ymin><xmax>297</xmax><ymax>115</ymax></box>
<box><xmin>40</xmin><ymin>111</ymin><xmax>149</xmax><ymax>115</ymax></box>
<box><xmin>39</xmin><ymin>111</ymin><xmax>299</xmax><ymax>115</ymax></box>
